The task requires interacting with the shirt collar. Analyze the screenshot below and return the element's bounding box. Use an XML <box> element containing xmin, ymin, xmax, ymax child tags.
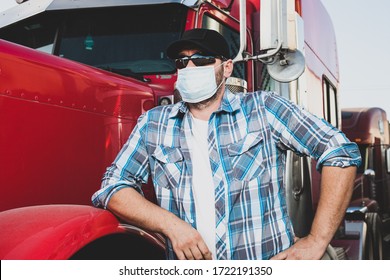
<box><xmin>218</xmin><ymin>88</ymin><xmax>241</xmax><ymax>113</ymax></box>
<box><xmin>168</xmin><ymin>88</ymin><xmax>241</xmax><ymax>119</ymax></box>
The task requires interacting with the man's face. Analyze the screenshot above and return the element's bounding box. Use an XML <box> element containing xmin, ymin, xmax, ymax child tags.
<box><xmin>176</xmin><ymin>49</ymin><xmax>226</xmax><ymax>107</ymax></box>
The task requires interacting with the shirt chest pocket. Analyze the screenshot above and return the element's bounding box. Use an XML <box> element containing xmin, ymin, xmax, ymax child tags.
<box><xmin>228</xmin><ymin>132</ymin><xmax>265</xmax><ymax>181</ymax></box>
<box><xmin>152</xmin><ymin>145</ymin><xmax>184</xmax><ymax>189</ymax></box>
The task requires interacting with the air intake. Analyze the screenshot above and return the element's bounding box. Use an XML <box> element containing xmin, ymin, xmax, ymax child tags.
<box><xmin>226</xmin><ymin>77</ymin><xmax>247</xmax><ymax>94</ymax></box>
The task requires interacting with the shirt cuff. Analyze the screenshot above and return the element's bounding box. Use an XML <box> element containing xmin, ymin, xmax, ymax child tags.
<box><xmin>316</xmin><ymin>142</ymin><xmax>362</xmax><ymax>171</ymax></box>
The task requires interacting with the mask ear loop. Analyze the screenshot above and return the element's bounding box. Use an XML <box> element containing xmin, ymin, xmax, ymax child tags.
<box><xmin>215</xmin><ymin>78</ymin><xmax>225</xmax><ymax>92</ymax></box>
<box><xmin>214</xmin><ymin>61</ymin><xmax>228</xmax><ymax>92</ymax></box>
<box><xmin>214</xmin><ymin>61</ymin><xmax>228</xmax><ymax>84</ymax></box>
<box><xmin>214</xmin><ymin>61</ymin><xmax>227</xmax><ymax>70</ymax></box>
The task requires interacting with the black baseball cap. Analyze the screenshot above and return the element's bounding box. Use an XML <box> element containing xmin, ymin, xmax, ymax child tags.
<box><xmin>166</xmin><ymin>28</ymin><xmax>230</xmax><ymax>59</ymax></box>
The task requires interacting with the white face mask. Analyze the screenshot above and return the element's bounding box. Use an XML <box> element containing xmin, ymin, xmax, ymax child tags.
<box><xmin>175</xmin><ymin>63</ymin><xmax>225</xmax><ymax>103</ymax></box>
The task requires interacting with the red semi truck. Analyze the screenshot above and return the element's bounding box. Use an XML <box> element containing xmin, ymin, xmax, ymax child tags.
<box><xmin>0</xmin><ymin>0</ymin><xmax>368</xmax><ymax>259</ymax></box>
<box><xmin>340</xmin><ymin>107</ymin><xmax>390</xmax><ymax>259</ymax></box>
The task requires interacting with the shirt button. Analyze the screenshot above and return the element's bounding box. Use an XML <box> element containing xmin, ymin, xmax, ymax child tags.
<box><xmin>190</xmin><ymin>219</ymin><xmax>195</xmax><ymax>224</ymax></box>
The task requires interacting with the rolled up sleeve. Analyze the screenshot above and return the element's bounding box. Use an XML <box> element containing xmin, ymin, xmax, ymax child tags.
<box><xmin>316</xmin><ymin>133</ymin><xmax>362</xmax><ymax>171</ymax></box>
<box><xmin>264</xmin><ymin>92</ymin><xmax>362</xmax><ymax>171</ymax></box>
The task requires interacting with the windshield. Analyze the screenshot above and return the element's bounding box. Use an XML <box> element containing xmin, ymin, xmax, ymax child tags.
<box><xmin>0</xmin><ymin>4</ymin><xmax>187</xmax><ymax>76</ymax></box>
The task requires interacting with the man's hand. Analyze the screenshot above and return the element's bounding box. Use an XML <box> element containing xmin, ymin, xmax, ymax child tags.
<box><xmin>270</xmin><ymin>235</ymin><xmax>327</xmax><ymax>260</ymax></box>
<box><xmin>108</xmin><ymin>187</ymin><xmax>212</xmax><ymax>260</ymax></box>
<box><xmin>164</xmin><ymin>217</ymin><xmax>212</xmax><ymax>260</ymax></box>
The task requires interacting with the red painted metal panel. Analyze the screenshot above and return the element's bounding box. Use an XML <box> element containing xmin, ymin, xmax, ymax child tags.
<box><xmin>0</xmin><ymin>205</ymin><xmax>123</xmax><ymax>259</ymax></box>
<box><xmin>0</xmin><ymin>40</ymin><xmax>156</xmax><ymax>212</ymax></box>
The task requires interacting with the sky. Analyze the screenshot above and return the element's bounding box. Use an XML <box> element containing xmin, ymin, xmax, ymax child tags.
<box><xmin>1</xmin><ymin>0</ymin><xmax>390</xmax><ymax>117</ymax></box>
<box><xmin>321</xmin><ymin>0</ymin><xmax>390</xmax><ymax>118</ymax></box>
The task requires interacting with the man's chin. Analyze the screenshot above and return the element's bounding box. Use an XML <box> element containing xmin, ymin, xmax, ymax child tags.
<box><xmin>186</xmin><ymin>86</ymin><xmax>225</xmax><ymax>110</ymax></box>
<box><xmin>187</xmin><ymin>93</ymin><xmax>217</xmax><ymax>110</ymax></box>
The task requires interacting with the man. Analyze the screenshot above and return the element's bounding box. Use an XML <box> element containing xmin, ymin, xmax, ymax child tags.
<box><xmin>92</xmin><ymin>28</ymin><xmax>361</xmax><ymax>260</ymax></box>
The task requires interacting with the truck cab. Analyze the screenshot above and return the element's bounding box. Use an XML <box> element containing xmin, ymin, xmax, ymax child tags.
<box><xmin>341</xmin><ymin>107</ymin><xmax>390</xmax><ymax>259</ymax></box>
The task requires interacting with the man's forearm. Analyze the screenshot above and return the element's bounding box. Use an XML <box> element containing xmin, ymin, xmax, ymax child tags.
<box><xmin>309</xmin><ymin>166</ymin><xmax>357</xmax><ymax>249</ymax></box>
<box><xmin>107</xmin><ymin>187</ymin><xmax>175</xmax><ymax>234</ymax></box>
<box><xmin>107</xmin><ymin>187</ymin><xmax>212</xmax><ymax>260</ymax></box>
<box><xmin>271</xmin><ymin>165</ymin><xmax>357</xmax><ymax>260</ymax></box>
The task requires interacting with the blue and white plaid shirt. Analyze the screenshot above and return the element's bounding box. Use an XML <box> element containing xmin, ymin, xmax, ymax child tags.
<box><xmin>92</xmin><ymin>90</ymin><xmax>361</xmax><ymax>260</ymax></box>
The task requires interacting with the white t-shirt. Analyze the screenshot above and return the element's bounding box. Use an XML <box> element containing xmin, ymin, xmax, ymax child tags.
<box><xmin>188</xmin><ymin>116</ymin><xmax>216</xmax><ymax>259</ymax></box>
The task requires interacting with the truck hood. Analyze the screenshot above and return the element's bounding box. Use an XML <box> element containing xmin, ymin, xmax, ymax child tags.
<box><xmin>0</xmin><ymin>205</ymin><xmax>123</xmax><ymax>259</ymax></box>
<box><xmin>0</xmin><ymin>39</ymin><xmax>155</xmax><ymax>119</ymax></box>
<box><xmin>0</xmin><ymin>205</ymin><xmax>165</xmax><ymax>259</ymax></box>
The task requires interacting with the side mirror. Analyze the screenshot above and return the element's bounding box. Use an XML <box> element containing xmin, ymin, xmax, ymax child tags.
<box><xmin>260</xmin><ymin>0</ymin><xmax>305</xmax><ymax>82</ymax></box>
<box><xmin>234</xmin><ymin>0</ymin><xmax>305</xmax><ymax>83</ymax></box>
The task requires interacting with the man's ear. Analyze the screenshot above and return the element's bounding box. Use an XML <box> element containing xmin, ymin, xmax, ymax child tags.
<box><xmin>223</xmin><ymin>59</ymin><xmax>234</xmax><ymax>78</ymax></box>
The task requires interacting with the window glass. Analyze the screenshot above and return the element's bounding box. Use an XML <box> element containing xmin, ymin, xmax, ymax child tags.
<box><xmin>58</xmin><ymin>5</ymin><xmax>187</xmax><ymax>75</ymax></box>
<box><xmin>323</xmin><ymin>79</ymin><xmax>338</xmax><ymax>127</ymax></box>
<box><xmin>202</xmin><ymin>16</ymin><xmax>245</xmax><ymax>80</ymax></box>
<box><xmin>0</xmin><ymin>4</ymin><xmax>188</xmax><ymax>76</ymax></box>
<box><xmin>0</xmin><ymin>13</ymin><xmax>59</xmax><ymax>54</ymax></box>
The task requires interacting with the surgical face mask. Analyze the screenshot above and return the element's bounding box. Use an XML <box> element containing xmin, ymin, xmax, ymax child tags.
<box><xmin>175</xmin><ymin>63</ymin><xmax>225</xmax><ymax>103</ymax></box>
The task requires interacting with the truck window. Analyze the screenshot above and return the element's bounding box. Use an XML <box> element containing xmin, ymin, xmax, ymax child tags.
<box><xmin>0</xmin><ymin>4</ymin><xmax>188</xmax><ymax>76</ymax></box>
<box><xmin>0</xmin><ymin>13</ymin><xmax>58</xmax><ymax>54</ymax></box>
<box><xmin>56</xmin><ymin>5</ymin><xmax>187</xmax><ymax>75</ymax></box>
<box><xmin>202</xmin><ymin>16</ymin><xmax>246</xmax><ymax>80</ymax></box>
<box><xmin>323</xmin><ymin>78</ymin><xmax>338</xmax><ymax>127</ymax></box>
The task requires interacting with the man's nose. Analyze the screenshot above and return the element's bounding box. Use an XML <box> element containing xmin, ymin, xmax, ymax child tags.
<box><xmin>186</xmin><ymin>59</ymin><xmax>196</xmax><ymax>68</ymax></box>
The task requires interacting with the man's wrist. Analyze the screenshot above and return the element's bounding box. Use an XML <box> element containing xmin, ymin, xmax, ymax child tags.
<box><xmin>307</xmin><ymin>232</ymin><xmax>331</xmax><ymax>251</ymax></box>
<box><xmin>159</xmin><ymin>211</ymin><xmax>181</xmax><ymax>237</ymax></box>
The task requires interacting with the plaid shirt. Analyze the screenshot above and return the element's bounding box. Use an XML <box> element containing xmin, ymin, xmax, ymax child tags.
<box><xmin>92</xmin><ymin>90</ymin><xmax>361</xmax><ymax>260</ymax></box>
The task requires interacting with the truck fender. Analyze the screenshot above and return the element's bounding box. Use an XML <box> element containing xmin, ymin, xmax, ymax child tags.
<box><xmin>0</xmin><ymin>204</ymin><xmax>166</xmax><ymax>259</ymax></box>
